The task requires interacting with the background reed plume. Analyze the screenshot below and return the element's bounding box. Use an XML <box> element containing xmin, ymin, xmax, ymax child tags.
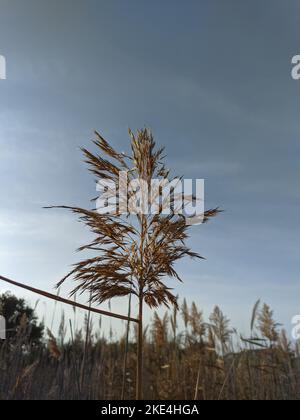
<box><xmin>48</xmin><ymin>128</ymin><xmax>220</xmax><ymax>399</ymax></box>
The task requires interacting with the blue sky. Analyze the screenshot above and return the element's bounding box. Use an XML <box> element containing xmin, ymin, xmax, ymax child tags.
<box><xmin>0</xmin><ymin>0</ymin><xmax>300</xmax><ymax>336</ymax></box>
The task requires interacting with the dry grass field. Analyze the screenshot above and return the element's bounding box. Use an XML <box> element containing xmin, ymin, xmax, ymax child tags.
<box><xmin>0</xmin><ymin>297</ymin><xmax>299</xmax><ymax>400</ymax></box>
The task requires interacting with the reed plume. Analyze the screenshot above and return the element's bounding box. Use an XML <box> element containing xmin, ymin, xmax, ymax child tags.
<box><xmin>48</xmin><ymin>128</ymin><xmax>219</xmax><ymax>399</ymax></box>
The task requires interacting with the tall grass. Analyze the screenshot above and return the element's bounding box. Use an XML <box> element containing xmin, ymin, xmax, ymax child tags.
<box><xmin>0</xmin><ymin>299</ymin><xmax>299</xmax><ymax>400</ymax></box>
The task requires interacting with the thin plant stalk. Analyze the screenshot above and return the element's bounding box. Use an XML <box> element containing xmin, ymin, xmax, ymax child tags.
<box><xmin>121</xmin><ymin>290</ymin><xmax>132</xmax><ymax>400</ymax></box>
<box><xmin>80</xmin><ymin>291</ymin><xmax>92</xmax><ymax>390</ymax></box>
<box><xmin>0</xmin><ymin>275</ymin><xmax>138</xmax><ymax>323</ymax></box>
<box><xmin>136</xmin><ymin>294</ymin><xmax>143</xmax><ymax>400</ymax></box>
<box><xmin>194</xmin><ymin>358</ymin><xmax>202</xmax><ymax>400</ymax></box>
<box><xmin>69</xmin><ymin>319</ymin><xmax>81</xmax><ymax>398</ymax></box>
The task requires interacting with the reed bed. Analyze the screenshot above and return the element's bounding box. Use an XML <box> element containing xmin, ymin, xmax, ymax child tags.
<box><xmin>0</xmin><ymin>299</ymin><xmax>299</xmax><ymax>400</ymax></box>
